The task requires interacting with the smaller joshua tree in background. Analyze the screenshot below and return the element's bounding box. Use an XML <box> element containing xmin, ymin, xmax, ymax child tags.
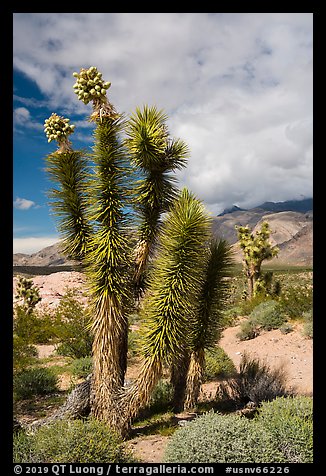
<box><xmin>15</xmin><ymin>276</ymin><xmax>41</xmax><ymax>314</ymax></box>
<box><xmin>236</xmin><ymin>221</ymin><xmax>279</xmax><ymax>299</ymax></box>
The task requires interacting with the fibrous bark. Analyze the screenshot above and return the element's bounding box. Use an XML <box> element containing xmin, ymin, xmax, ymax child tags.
<box><xmin>27</xmin><ymin>374</ymin><xmax>92</xmax><ymax>433</ymax></box>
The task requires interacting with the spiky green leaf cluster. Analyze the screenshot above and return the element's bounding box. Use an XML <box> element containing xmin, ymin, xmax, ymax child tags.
<box><xmin>73</xmin><ymin>67</ymin><xmax>111</xmax><ymax>105</ymax></box>
<box><xmin>126</xmin><ymin>106</ymin><xmax>169</xmax><ymax>170</ymax></box>
<box><xmin>45</xmin><ymin>149</ymin><xmax>92</xmax><ymax>260</ymax></box>
<box><xmin>44</xmin><ymin>113</ymin><xmax>75</xmax><ymax>143</ymax></box>
<box><xmin>192</xmin><ymin>239</ymin><xmax>234</xmax><ymax>351</ymax></box>
<box><xmin>126</xmin><ymin>105</ymin><xmax>188</xmax><ymax>174</ymax></box>
<box><xmin>140</xmin><ymin>188</ymin><xmax>211</xmax><ymax>363</ymax></box>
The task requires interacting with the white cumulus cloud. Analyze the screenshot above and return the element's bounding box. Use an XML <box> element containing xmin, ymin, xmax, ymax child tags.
<box><xmin>14</xmin><ymin>106</ymin><xmax>44</xmax><ymax>131</ymax></box>
<box><xmin>13</xmin><ymin>13</ymin><xmax>313</xmax><ymax>214</ymax></box>
<box><xmin>13</xmin><ymin>236</ymin><xmax>59</xmax><ymax>254</ymax></box>
<box><xmin>14</xmin><ymin>197</ymin><xmax>38</xmax><ymax>210</ymax></box>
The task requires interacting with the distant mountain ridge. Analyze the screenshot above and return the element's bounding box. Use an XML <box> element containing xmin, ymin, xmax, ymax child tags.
<box><xmin>13</xmin><ymin>243</ymin><xmax>78</xmax><ymax>267</ymax></box>
<box><xmin>219</xmin><ymin>198</ymin><xmax>312</xmax><ymax>216</ymax></box>
<box><xmin>13</xmin><ymin>198</ymin><xmax>313</xmax><ymax>268</ymax></box>
<box><xmin>212</xmin><ymin>199</ymin><xmax>313</xmax><ymax>266</ymax></box>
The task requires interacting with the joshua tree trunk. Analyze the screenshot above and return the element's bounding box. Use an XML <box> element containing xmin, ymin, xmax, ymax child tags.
<box><xmin>90</xmin><ymin>299</ymin><xmax>128</xmax><ymax>424</ymax></box>
<box><xmin>183</xmin><ymin>349</ymin><xmax>205</xmax><ymax>410</ymax></box>
<box><xmin>246</xmin><ymin>268</ymin><xmax>254</xmax><ymax>299</ymax></box>
<box><xmin>246</xmin><ymin>263</ymin><xmax>260</xmax><ymax>299</ymax></box>
<box><xmin>170</xmin><ymin>354</ymin><xmax>191</xmax><ymax>412</ymax></box>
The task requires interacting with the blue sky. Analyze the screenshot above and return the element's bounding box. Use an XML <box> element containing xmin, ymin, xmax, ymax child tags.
<box><xmin>13</xmin><ymin>13</ymin><xmax>313</xmax><ymax>254</ymax></box>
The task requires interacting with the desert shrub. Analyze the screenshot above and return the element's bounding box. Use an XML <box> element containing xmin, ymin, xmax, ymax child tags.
<box><xmin>249</xmin><ymin>300</ymin><xmax>286</xmax><ymax>330</ymax></box>
<box><xmin>13</xmin><ymin>305</ymin><xmax>55</xmax><ymax>372</ymax></box>
<box><xmin>13</xmin><ymin>431</ymin><xmax>34</xmax><ymax>462</ymax></box>
<box><xmin>279</xmin><ymin>322</ymin><xmax>294</xmax><ymax>334</ymax></box>
<box><xmin>255</xmin><ymin>396</ymin><xmax>313</xmax><ymax>463</ymax></box>
<box><xmin>237</xmin><ymin>301</ymin><xmax>286</xmax><ymax>340</ymax></box>
<box><xmin>13</xmin><ymin>368</ymin><xmax>59</xmax><ymax>401</ymax></box>
<box><xmin>240</xmin><ymin>293</ymin><xmax>272</xmax><ymax>316</ymax></box>
<box><xmin>147</xmin><ymin>379</ymin><xmax>174</xmax><ymax>412</ymax></box>
<box><xmin>136</xmin><ymin>379</ymin><xmax>174</xmax><ymax>420</ymax></box>
<box><xmin>203</xmin><ymin>346</ymin><xmax>236</xmax><ymax>381</ymax></box>
<box><xmin>221</xmin><ymin>305</ymin><xmax>243</xmax><ymax>326</ymax></box>
<box><xmin>71</xmin><ymin>356</ymin><xmax>93</xmax><ymax>379</ymax></box>
<box><xmin>127</xmin><ymin>329</ymin><xmax>141</xmax><ymax>358</ymax></box>
<box><xmin>302</xmin><ymin>321</ymin><xmax>313</xmax><ymax>339</ymax></box>
<box><xmin>53</xmin><ymin>289</ymin><xmax>93</xmax><ymax>359</ymax></box>
<box><xmin>14</xmin><ymin>305</ymin><xmax>55</xmax><ymax>345</ymax></box>
<box><xmin>216</xmin><ymin>353</ymin><xmax>290</xmax><ymax>406</ymax></box>
<box><xmin>302</xmin><ymin>310</ymin><xmax>313</xmax><ymax>339</ymax></box>
<box><xmin>236</xmin><ymin>319</ymin><xmax>260</xmax><ymax>341</ymax></box>
<box><xmin>13</xmin><ymin>418</ymin><xmax>135</xmax><ymax>463</ymax></box>
<box><xmin>163</xmin><ymin>410</ymin><xmax>285</xmax><ymax>463</ymax></box>
<box><xmin>279</xmin><ymin>284</ymin><xmax>313</xmax><ymax>319</ymax></box>
<box><xmin>13</xmin><ymin>334</ymin><xmax>38</xmax><ymax>373</ymax></box>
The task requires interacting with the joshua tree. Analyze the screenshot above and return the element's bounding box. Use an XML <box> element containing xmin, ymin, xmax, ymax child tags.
<box><xmin>235</xmin><ymin>221</ymin><xmax>279</xmax><ymax>299</ymax></box>
<box><xmin>15</xmin><ymin>276</ymin><xmax>41</xmax><ymax>314</ymax></box>
<box><xmin>42</xmin><ymin>66</ymin><xmax>233</xmax><ymax>435</ymax></box>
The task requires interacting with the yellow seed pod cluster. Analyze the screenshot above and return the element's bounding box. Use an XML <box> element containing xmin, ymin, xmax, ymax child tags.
<box><xmin>44</xmin><ymin>113</ymin><xmax>75</xmax><ymax>143</ymax></box>
<box><xmin>72</xmin><ymin>66</ymin><xmax>111</xmax><ymax>104</ymax></box>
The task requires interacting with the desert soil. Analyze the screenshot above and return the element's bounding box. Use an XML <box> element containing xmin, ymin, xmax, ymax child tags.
<box><xmin>14</xmin><ymin>271</ymin><xmax>313</xmax><ymax>463</ymax></box>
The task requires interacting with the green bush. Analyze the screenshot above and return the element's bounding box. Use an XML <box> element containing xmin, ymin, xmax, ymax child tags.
<box><xmin>13</xmin><ymin>334</ymin><xmax>38</xmax><ymax>373</ymax></box>
<box><xmin>203</xmin><ymin>346</ymin><xmax>236</xmax><ymax>381</ymax></box>
<box><xmin>13</xmin><ymin>431</ymin><xmax>34</xmax><ymax>462</ymax></box>
<box><xmin>221</xmin><ymin>305</ymin><xmax>242</xmax><ymax>326</ymax></box>
<box><xmin>13</xmin><ymin>305</ymin><xmax>55</xmax><ymax>372</ymax></box>
<box><xmin>33</xmin><ymin>309</ymin><xmax>58</xmax><ymax>344</ymax></box>
<box><xmin>53</xmin><ymin>289</ymin><xmax>93</xmax><ymax>359</ymax></box>
<box><xmin>249</xmin><ymin>300</ymin><xmax>286</xmax><ymax>330</ymax></box>
<box><xmin>236</xmin><ymin>319</ymin><xmax>260</xmax><ymax>341</ymax></box>
<box><xmin>148</xmin><ymin>379</ymin><xmax>174</xmax><ymax>412</ymax></box>
<box><xmin>14</xmin><ymin>305</ymin><xmax>55</xmax><ymax>345</ymax></box>
<box><xmin>164</xmin><ymin>411</ymin><xmax>285</xmax><ymax>463</ymax></box>
<box><xmin>279</xmin><ymin>322</ymin><xmax>294</xmax><ymax>334</ymax></box>
<box><xmin>279</xmin><ymin>284</ymin><xmax>312</xmax><ymax>319</ymax></box>
<box><xmin>71</xmin><ymin>356</ymin><xmax>93</xmax><ymax>379</ymax></box>
<box><xmin>127</xmin><ymin>329</ymin><xmax>141</xmax><ymax>358</ymax></box>
<box><xmin>13</xmin><ymin>368</ymin><xmax>59</xmax><ymax>401</ymax></box>
<box><xmin>255</xmin><ymin>396</ymin><xmax>313</xmax><ymax>463</ymax></box>
<box><xmin>237</xmin><ymin>301</ymin><xmax>286</xmax><ymax>340</ymax></box>
<box><xmin>302</xmin><ymin>310</ymin><xmax>313</xmax><ymax>339</ymax></box>
<box><xmin>13</xmin><ymin>418</ymin><xmax>136</xmax><ymax>463</ymax></box>
<box><xmin>240</xmin><ymin>293</ymin><xmax>271</xmax><ymax>316</ymax></box>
